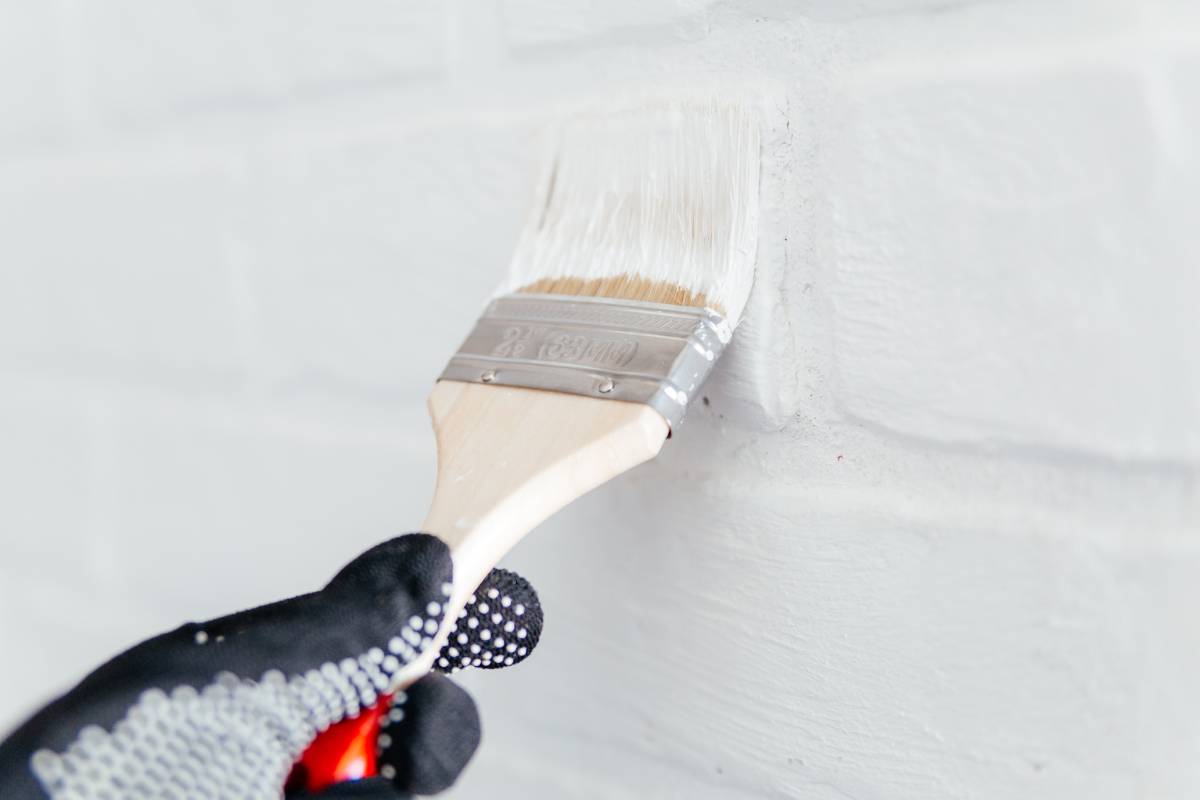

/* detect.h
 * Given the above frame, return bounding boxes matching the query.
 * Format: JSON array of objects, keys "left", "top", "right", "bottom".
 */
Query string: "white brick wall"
[{"left": 1, "top": 1, "right": 1197, "bottom": 798}]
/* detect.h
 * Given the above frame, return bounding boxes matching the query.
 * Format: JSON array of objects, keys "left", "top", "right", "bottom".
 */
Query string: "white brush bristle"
[{"left": 501, "top": 100, "right": 760, "bottom": 327}]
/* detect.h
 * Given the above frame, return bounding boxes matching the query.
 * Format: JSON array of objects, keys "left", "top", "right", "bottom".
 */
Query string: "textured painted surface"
[{"left": 1, "top": 1, "right": 1198, "bottom": 798}]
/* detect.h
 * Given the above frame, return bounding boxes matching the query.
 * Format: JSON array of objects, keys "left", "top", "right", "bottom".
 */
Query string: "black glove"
[{"left": 0, "top": 534, "right": 543, "bottom": 799}]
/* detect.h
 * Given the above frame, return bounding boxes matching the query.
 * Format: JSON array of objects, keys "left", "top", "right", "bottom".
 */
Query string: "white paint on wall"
[{"left": 1, "top": 1, "right": 1198, "bottom": 798}]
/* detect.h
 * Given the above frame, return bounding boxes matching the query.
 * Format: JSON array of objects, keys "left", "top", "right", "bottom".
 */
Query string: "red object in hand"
[{"left": 289, "top": 694, "right": 393, "bottom": 793}]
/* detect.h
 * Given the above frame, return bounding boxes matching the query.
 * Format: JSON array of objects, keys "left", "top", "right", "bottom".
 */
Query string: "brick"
[
  {"left": 0, "top": 160, "right": 246, "bottom": 389},
  {"left": 827, "top": 65, "right": 1200, "bottom": 462},
  {"left": 1, "top": 2, "right": 445, "bottom": 146},
  {"left": 0, "top": 5, "right": 72, "bottom": 150},
  {"left": 1167, "top": 50, "right": 1200, "bottom": 162},
  {"left": 448, "top": 479, "right": 1200, "bottom": 799},
  {"left": 501, "top": 0, "right": 717, "bottom": 49}
]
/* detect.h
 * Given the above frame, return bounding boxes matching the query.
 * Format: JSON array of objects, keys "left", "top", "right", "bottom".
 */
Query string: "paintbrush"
[{"left": 401, "top": 98, "right": 760, "bottom": 680}]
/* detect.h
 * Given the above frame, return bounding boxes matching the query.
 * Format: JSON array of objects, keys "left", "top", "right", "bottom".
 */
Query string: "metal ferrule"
[{"left": 439, "top": 293, "right": 731, "bottom": 431}]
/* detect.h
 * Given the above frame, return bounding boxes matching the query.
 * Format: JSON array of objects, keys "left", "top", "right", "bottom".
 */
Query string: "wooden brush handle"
[{"left": 398, "top": 380, "right": 667, "bottom": 678}]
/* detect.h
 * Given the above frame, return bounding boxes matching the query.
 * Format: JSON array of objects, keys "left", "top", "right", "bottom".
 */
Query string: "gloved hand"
[{"left": 0, "top": 534, "right": 543, "bottom": 799}]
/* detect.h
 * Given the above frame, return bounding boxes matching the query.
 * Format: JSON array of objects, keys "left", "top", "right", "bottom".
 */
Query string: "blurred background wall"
[{"left": 1, "top": 1, "right": 1198, "bottom": 797}]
